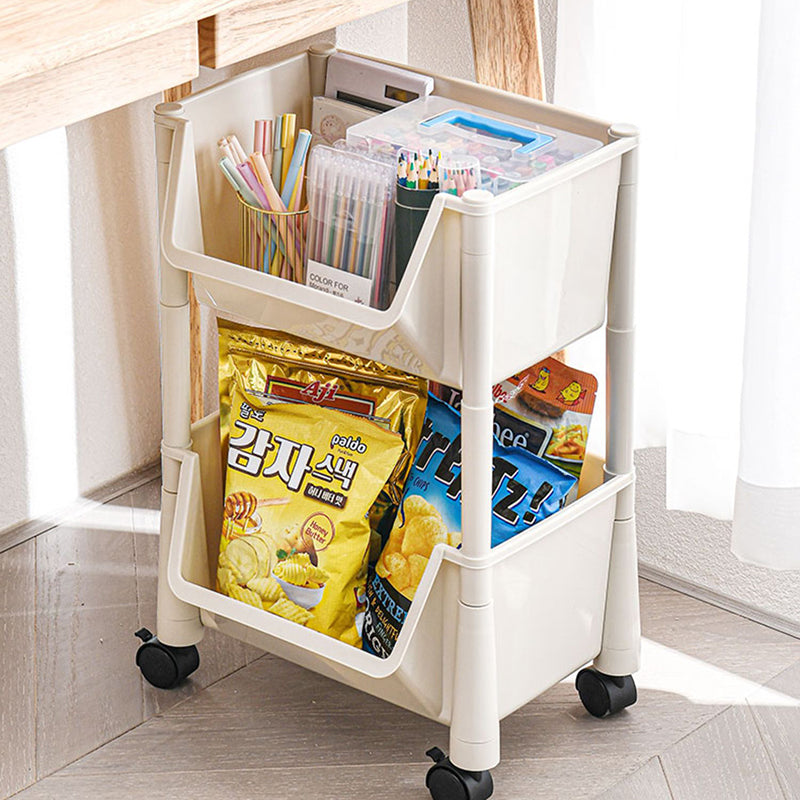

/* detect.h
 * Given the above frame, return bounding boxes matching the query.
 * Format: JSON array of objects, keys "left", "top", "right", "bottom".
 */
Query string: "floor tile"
[
  {"left": 638, "top": 579, "right": 800, "bottom": 687},
  {"left": 16, "top": 756, "right": 649, "bottom": 800},
  {"left": 0, "top": 540, "right": 36, "bottom": 798},
  {"left": 660, "top": 706, "right": 785, "bottom": 800},
  {"left": 490, "top": 756, "right": 645, "bottom": 800},
  {"left": 61, "top": 702, "right": 446, "bottom": 775},
  {"left": 35, "top": 515, "right": 143, "bottom": 778},
  {"left": 597, "top": 756, "right": 672, "bottom": 799},
  {"left": 14, "top": 566, "right": 800, "bottom": 800},
  {"left": 10, "top": 763, "right": 432, "bottom": 800},
  {"left": 748, "top": 659, "right": 800, "bottom": 798}
]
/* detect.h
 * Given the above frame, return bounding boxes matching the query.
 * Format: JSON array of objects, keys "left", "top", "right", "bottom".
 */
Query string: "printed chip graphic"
[
  {"left": 246, "top": 576, "right": 285, "bottom": 604},
  {"left": 401, "top": 515, "right": 448, "bottom": 559},
  {"left": 216, "top": 393, "right": 405, "bottom": 647},
  {"left": 376, "top": 495, "right": 454, "bottom": 599}
]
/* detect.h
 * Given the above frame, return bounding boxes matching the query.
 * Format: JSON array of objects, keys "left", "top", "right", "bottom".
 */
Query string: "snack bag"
[
  {"left": 431, "top": 357, "right": 597, "bottom": 493},
  {"left": 219, "top": 321, "right": 428, "bottom": 559},
  {"left": 362, "top": 394, "right": 576, "bottom": 657},
  {"left": 218, "top": 392, "right": 405, "bottom": 647}
]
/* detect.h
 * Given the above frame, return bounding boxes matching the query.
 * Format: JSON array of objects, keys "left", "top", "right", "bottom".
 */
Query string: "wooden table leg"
[
  {"left": 163, "top": 81, "right": 204, "bottom": 423},
  {"left": 468, "top": 0, "right": 568, "bottom": 364},
  {"left": 467, "top": 0, "right": 545, "bottom": 100},
  {"left": 162, "top": 82, "right": 194, "bottom": 103}
]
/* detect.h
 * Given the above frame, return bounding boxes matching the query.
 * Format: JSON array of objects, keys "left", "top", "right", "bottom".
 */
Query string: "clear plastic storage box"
[{"left": 346, "top": 94, "right": 604, "bottom": 194}]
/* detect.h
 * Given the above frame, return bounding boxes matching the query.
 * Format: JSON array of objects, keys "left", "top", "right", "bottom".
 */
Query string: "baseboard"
[
  {"left": 4, "top": 466, "right": 797, "bottom": 641},
  {"left": 639, "top": 563, "right": 800, "bottom": 640},
  {"left": 0, "top": 461, "right": 161, "bottom": 555}
]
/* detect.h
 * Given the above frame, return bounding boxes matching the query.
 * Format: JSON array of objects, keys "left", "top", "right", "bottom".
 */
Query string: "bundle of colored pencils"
[
  {"left": 397, "top": 149, "right": 480, "bottom": 197},
  {"left": 217, "top": 114, "right": 311, "bottom": 281},
  {"left": 438, "top": 159, "right": 479, "bottom": 196},
  {"left": 396, "top": 150, "right": 440, "bottom": 190}
]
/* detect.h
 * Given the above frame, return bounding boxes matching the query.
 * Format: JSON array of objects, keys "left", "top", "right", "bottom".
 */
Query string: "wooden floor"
[{"left": 12, "top": 579, "right": 800, "bottom": 800}]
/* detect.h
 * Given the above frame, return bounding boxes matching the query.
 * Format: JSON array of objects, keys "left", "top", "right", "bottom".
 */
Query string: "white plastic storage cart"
[{"left": 137, "top": 45, "right": 641, "bottom": 799}]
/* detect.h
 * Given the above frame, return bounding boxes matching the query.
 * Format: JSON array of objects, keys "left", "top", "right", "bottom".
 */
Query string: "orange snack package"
[{"left": 431, "top": 356, "right": 597, "bottom": 489}]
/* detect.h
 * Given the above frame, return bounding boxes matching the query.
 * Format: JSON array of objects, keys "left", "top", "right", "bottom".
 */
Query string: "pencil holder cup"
[
  {"left": 238, "top": 195, "right": 309, "bottom": 283},
  {"left": 395, "top": 183, "right": 438, "bottom": 287}
]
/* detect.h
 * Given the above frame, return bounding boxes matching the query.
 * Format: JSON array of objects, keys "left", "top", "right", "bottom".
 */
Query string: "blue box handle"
[{"left": 420, "top": 110, "right": 554, "bottom": 154}]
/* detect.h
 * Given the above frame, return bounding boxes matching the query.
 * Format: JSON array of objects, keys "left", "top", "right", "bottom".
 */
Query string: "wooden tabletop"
[{"left": 0, "top": 0, "right": 404, "bottom": 149}]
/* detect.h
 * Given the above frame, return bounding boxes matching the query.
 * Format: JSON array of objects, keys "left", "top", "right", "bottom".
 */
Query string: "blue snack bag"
[{"left": 363, "top": 394, "right": 576, "bottom": 657}]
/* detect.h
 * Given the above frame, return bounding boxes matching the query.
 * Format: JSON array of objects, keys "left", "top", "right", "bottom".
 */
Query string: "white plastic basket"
[
  {"left": 167, "top": 413, "right": 633, "bottom": 723},
  {"left": 159, "top": 51, "right": 632, "bottom": 386}
]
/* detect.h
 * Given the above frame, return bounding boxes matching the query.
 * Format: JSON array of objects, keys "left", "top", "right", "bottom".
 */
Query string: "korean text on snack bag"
[
  {"left": 218, "top": 320, "right": 428, "bottom": 562},
  {"left": 218, "top": 390, "right": 405, "bottom": 648}
]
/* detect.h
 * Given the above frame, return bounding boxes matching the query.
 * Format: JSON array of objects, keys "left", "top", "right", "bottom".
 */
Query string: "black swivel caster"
[
  {"left": 576, "top": 667, "right": 637, "bottom": 718},
  {"left": 425, "top": 747, "right": 493, "bottom": 800},
  {"left": 134, "top": 628, "right": 199, "bottom": 689}
]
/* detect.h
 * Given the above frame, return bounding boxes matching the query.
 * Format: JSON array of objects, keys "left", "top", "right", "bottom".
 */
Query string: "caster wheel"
[
  {"left": 576, "top": 667, "right": 637, "bottom": 718},
  {"left": 134, "top": 628, "right": 199, "bottom": 689},
  {"left": 425, "top": 747, "right": 493, "bottom": 800}
]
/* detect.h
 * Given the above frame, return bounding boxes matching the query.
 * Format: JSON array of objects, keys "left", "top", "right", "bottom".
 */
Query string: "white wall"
[
  {"left": 0, "top": 111, "right": 163, "bottom": 533},
  {"left": 337, "top": 3, "right": 408, "bottom": 59},
  {"left": 637, "top": 449, "right": 800, "bottom": 629}
]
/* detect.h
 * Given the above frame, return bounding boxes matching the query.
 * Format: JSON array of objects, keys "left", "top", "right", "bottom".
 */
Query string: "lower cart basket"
[{"left": 165, "top": 413, "right": 633, "bottom": 725}]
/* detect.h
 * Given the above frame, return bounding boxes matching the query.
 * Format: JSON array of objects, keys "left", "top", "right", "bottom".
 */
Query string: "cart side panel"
[
  {"left": 492, "top": 156, "right": 622, "bottom": 380},
  {"left": 186, "top": 205, "right": 461, "bottom": 384},
  {"left": 204, "top": 611, "right": 448, "bottom": 721},
  {"left": 182, "top": 54, "right": 313, "bottom": 265},
  {"left": 493, "top": 491, "right": 617, "bottom": 719}
]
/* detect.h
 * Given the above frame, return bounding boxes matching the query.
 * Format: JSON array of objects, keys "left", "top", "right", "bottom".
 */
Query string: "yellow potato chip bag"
[
  {"left": 217, "top": 387, "right": 404, "bottom": 647},
  {"left": 218, "top": 321, "right": 428, "bottom": 562}
]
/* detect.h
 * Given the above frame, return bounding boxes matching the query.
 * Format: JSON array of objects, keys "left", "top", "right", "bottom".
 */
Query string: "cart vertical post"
[
  {"left": 596, "top": 124, "right": 640, "bottom": 676},
  {"left": 449, "top": 189, "right": 500, "bottom": 771},
  {"left": 154, "top": 102, "right": 205, "bottom": 648},
  {"left": 308, "top": 44, "right": 336, "bottom": 97}
]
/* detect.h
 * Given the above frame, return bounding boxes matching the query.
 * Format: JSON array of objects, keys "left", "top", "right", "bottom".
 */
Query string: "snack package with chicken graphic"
[
  {"left": 362, "top": 394, "right": 576, "bottom": 658},
  {"left": 431, "top": 357, "right": 597, "bottom": 501},
  {"left": 216, "top": 321, "right": 426, "bottom": 647}
]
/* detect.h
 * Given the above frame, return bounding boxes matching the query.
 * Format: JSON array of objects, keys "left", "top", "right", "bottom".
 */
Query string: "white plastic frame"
[{"left": 153, "top": 45, "right": 641, "bottom": 773}]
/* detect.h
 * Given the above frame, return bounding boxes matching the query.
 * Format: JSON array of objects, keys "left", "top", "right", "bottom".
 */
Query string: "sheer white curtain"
[
  {"left": 731, "top": 1, "right": 800, "bottom": 569},
  {"left": 555, "top": 0, "right": 799, "bottom": 568}
]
